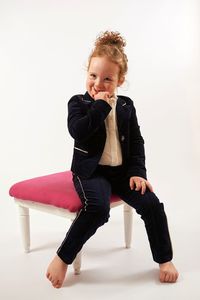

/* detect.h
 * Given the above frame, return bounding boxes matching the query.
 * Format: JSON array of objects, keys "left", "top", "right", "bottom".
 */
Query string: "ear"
[{"left": 117, "top": 76, "right": 125, "bottom": 87}]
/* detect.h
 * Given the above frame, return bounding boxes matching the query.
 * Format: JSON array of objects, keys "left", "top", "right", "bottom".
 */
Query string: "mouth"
[
  {"left": 91, "top": 88, "right": 98, "bottom": 98},
  {"left": 92, "top": 88, "right": 106, "bottom": 94},
  {"left": 93, "top": 88, "right": 98, "bottom": 94}
]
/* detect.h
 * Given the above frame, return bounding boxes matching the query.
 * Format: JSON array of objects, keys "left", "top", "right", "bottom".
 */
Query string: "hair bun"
[
  {"left": 95, "top": 31, "right": 126, "bottom": 51},
  {"left": 88, "top": 30, "right": 128, "bottom": 78}
]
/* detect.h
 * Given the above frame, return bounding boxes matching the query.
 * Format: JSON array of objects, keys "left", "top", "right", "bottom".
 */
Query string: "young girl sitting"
[{"left": 46, "top": 31, "right": 179, "bottom": 288}]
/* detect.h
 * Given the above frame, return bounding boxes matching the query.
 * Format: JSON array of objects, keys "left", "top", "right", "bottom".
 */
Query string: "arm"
[
  {"left": 67, "top": 95, "right": 111, "bottom": 142},
  {"left": 127, "top": 102, "right": 154, "bottom": 193},
  {"left": 127, "top": 102, "right": 147, "bottom": 180}
]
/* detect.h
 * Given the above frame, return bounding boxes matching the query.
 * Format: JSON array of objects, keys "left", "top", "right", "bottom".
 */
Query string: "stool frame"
[{"left": 14, "top": 198, "right": 133, "bottom": 275}]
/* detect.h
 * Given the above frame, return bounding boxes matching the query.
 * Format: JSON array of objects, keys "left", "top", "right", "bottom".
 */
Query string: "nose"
[{"left": 94, "top": 78, "right": 104, "bottom": 91}]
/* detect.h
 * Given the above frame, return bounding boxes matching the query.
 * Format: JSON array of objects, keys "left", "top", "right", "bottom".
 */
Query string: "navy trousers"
[{"left": 57, "top": 165, "right": 173, "bottom": 264}]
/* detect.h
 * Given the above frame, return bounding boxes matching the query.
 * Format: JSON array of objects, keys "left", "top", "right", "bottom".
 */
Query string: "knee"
[
  {"left": 85, "top": 202, "right": 110, "bottom": 223},
  {"left": 137, "top": 191, "right": 161, "bottom": 215},
  {"left": 93, "top": 204, "right": 110, "bottom": 225}
]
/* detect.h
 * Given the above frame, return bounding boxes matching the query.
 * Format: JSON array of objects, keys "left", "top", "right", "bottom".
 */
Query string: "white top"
[{"left": 99, "top": 96, "right": 123, "bottom": 166}]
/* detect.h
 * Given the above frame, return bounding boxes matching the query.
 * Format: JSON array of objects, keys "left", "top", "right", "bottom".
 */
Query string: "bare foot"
[
  {"left": 159, "top": 261, "right": 179, "bottom": 283},
  {"left": 46, "top": 255, "right": 68, "bottom": 288}
]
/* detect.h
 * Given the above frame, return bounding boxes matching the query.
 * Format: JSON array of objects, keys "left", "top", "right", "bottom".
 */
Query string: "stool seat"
[
  {"left": 9, "top": 170, "right": 133, "bottom": 275},
  {"left": 9, "top": 171, "right": 120, "bottom": 212}
]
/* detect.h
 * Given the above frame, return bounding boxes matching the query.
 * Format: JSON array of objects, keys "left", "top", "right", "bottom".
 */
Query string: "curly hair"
[{"left": 88, "top": 31, "right": 128, "bottom": 80}]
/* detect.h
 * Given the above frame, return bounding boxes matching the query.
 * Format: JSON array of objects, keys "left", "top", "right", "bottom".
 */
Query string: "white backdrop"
[{"left": 0, "top": 0, "right": 199, "bottom": 229}]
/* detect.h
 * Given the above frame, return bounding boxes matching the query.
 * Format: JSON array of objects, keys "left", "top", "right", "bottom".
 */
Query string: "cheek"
[
  {"left": 86, "top": 80, "right": 92, "bottom": 89},
  {"left": 87, "top": 80, "right": 94, "bottom": 87},
  {"left": 108, "top": 84, "right": 117, "bottom": 92}
]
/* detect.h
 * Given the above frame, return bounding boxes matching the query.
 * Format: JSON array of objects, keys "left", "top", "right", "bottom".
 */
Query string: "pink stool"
[{"left": 9, "top": 170, "right": 133, "bottom": 274}]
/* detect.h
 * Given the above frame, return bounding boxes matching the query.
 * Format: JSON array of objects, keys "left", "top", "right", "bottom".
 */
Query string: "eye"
[
  {"left": 105, "top": 77, "right": 112, "bottom": 81},
  {"left": 90, "top": 73, "right": 96, "bottom": 79}
]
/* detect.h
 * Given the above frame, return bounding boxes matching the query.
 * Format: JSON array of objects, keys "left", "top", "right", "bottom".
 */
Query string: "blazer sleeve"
[
  {"left": 126, "top": 102, "right": 147, "bottom": 180},
  {"left": 67, "top": 95, "right": 112, "bottom": 142}
]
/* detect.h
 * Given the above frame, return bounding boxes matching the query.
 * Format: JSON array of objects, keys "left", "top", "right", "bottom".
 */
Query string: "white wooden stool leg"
[
  {"left": 123, "top": 203, "right": 133, "bottom": 248},
  {"left": 18, "top": 205, "right": 30, "bottom": 253},
  {"left": 73, "top": 251, "right": 82, "bottom": 275}
]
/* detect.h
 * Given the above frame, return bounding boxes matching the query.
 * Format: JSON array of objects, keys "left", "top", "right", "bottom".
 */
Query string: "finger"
[
  {"left": 135, "top": 181, "right": 141, "bottom": 191},
  {"left": 129, "top": 178, "right": 135, "bottom": 190},
  {"left": 141, "top": 181, "right": 146, "bottom": 194}
]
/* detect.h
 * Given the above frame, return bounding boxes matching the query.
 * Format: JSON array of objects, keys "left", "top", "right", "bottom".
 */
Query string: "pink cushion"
[{"left": 9, "top": 171, "right": 121, "bottom": 212}]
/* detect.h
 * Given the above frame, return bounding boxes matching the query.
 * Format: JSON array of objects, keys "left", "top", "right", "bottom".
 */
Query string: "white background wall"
[
  {"left": 0, "top": 1, "right": 200, "bottom": 298},
  {"left": 0, "top": 0, "right": 199, "bottom": 229}
]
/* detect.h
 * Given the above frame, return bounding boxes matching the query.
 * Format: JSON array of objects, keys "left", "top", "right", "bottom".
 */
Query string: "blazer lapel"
[{"left": 116, "top": 96, "right": 131, "bottom": 132}]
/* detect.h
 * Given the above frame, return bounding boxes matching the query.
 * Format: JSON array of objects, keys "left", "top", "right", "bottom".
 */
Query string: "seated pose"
[{"left": 46, "top": 31, "right": 179, "bottom": 288}]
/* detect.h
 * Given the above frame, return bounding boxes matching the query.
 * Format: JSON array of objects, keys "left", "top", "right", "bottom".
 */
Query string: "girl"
[{"left": 46, "top": 31, "right": 179, "bottom": 288}]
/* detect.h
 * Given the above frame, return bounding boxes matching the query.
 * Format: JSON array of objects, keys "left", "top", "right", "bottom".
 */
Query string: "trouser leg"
[
  {"left": 140, "top": 200, "right": 173, "bottom": 263},
  {"left": 97, "top": 165, "right": 173, "bottom": 264},
  {"left": 116, "top": 181, "right": 173, "bottom": 263},
  {"left": 57, "top": 173, "right": 111, "bottom": 265}
]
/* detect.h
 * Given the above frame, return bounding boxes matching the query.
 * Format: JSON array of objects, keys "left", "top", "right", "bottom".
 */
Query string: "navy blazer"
[{"left": 67, "top": 91, "right": 147, "bottom": 180}]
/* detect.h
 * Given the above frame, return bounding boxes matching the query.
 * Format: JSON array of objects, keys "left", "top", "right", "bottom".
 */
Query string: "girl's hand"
[
  {"left": 94, "top": 91, "right": 112, "bottom": 102},
  {"left": 129, "top": 176, "right": 154, "bottom": 195}
]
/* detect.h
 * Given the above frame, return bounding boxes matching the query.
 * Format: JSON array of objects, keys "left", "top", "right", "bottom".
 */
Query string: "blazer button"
[{"left": 121, "top": 135, "right": 125, "bottom": 141}]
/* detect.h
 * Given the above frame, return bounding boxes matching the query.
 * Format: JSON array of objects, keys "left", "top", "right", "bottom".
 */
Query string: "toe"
[
  {"left": 165, "top": 273, "right": 170, "bottom": 282},
  {"left": 159, "top": 270, "right": 166, "bottom": 283},
  {"left": 55, "top": 281, "right": 62, "bottom": 289},
  {"left": 172, "top": 274, "right": 176, "bottom": 283},
  {"left": 173, "top": 272, "right": 179, "bottom": 282},
  {"left": 54, "top": 280, "right": 61, "bottom": 288},
  {"left": 51, "top": 279, "right": 57, "bottom": 286}
]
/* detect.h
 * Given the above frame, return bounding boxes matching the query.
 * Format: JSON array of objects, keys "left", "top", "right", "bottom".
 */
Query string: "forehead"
[{"left": 88, "top": 56, "right": 119, "bottom": 76}]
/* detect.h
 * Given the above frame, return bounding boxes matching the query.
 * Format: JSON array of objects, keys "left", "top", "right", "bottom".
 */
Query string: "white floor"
[{"left": 1, "top": 167, "right": 200, "bottom": 300}]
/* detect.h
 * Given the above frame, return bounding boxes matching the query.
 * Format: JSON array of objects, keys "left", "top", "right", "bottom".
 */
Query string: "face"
[{"left": 86, "top": 56, "right": 124, "bottom": 99}]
